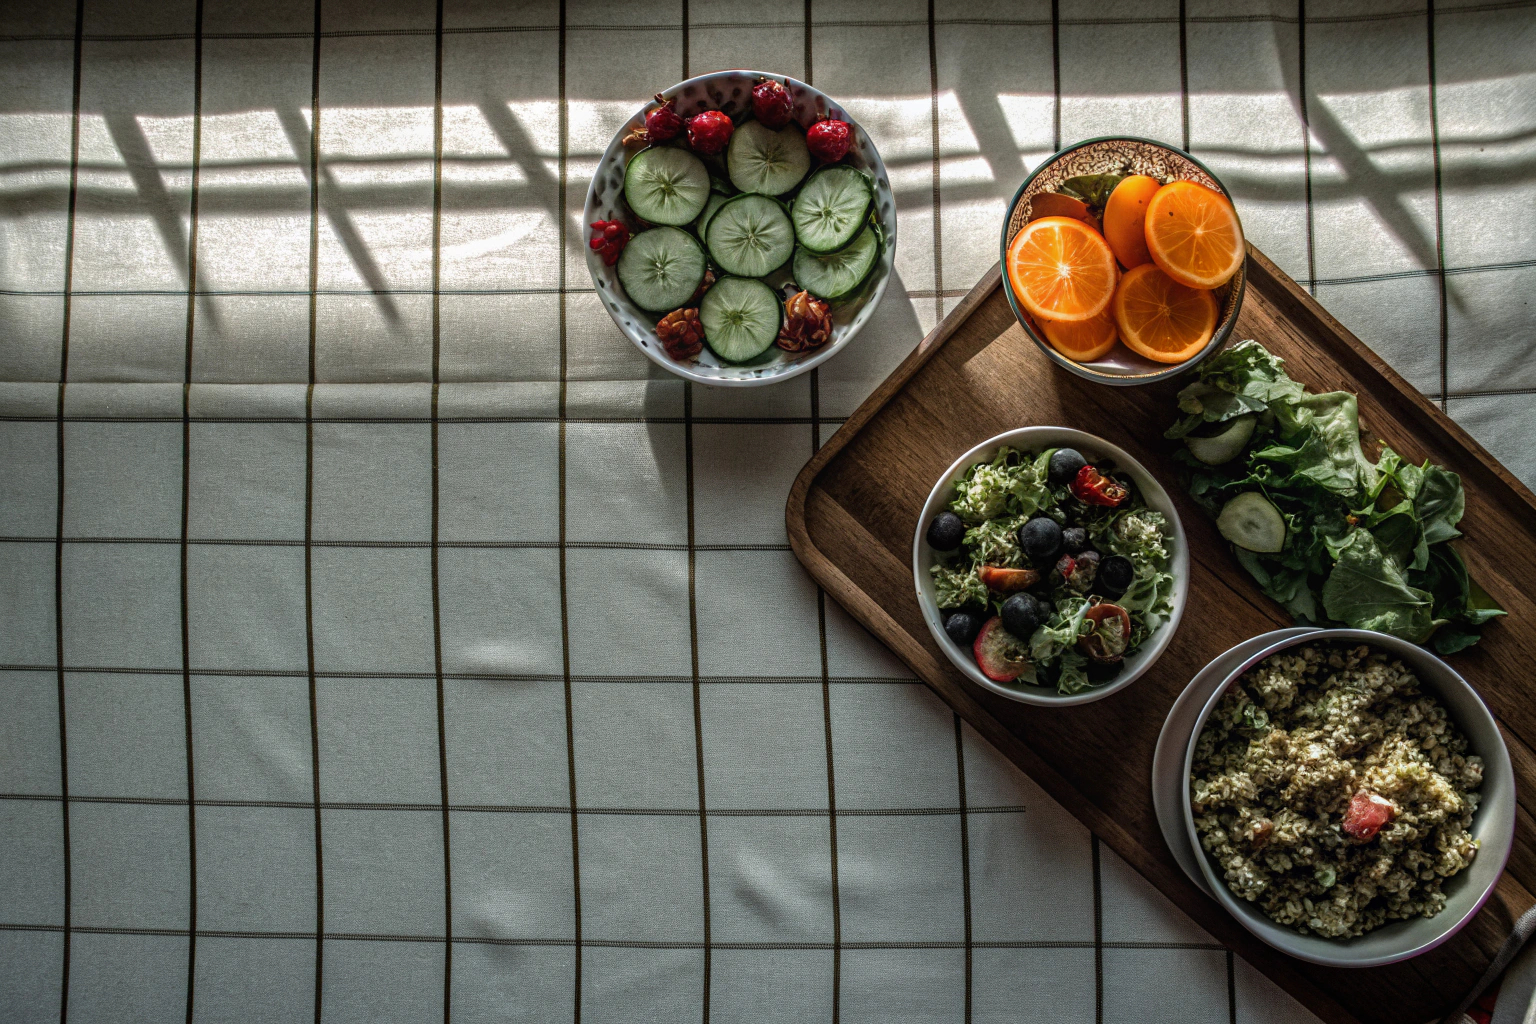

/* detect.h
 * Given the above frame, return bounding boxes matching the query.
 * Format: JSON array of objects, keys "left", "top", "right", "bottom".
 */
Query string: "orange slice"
[
  {"left": 1037, "top": 310, "right": 1118, "bottom": 362},
  {"left": 1101, "top": 174, "right": 1160, "bottom": 269},
  {"left": 1111, "top": 263, "right": 1219, "bottom": 364},
  {"left": 1143, "top": 180, "right": 1244, "bottom": 289},
  {"left": 1005, "top": 216, "right": 1118, "bottom": 323}
]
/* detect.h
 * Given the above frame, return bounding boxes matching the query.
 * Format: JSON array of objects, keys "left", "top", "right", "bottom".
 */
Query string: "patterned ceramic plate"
[
  {"left": 583, "top": 71, "right": 897, "bottom": 387},
  {"left": 1000, "top": 137, "right": 1247, "bottom": 386}
]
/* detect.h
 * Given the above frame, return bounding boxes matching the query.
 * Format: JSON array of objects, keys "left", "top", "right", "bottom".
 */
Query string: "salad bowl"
[
  {"left": 583, "top": 70, "right": 897, "bottom": 387},
  {"left": 1001, "top": 136, "right": 1247, "bottom": 386},
  {"left": 911, "top": 426, "right": 1188, "bottom": 707}
]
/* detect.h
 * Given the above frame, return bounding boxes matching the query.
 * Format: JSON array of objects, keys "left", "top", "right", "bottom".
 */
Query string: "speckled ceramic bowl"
[
  {"left": 1000, "top": 137, "right": 1247, "bottom": 386},
  {"left": 583, "top": 71, "right": 896, "bottom": 387},
  {"left": 1182, "top": 629, "right": 1514, "bottom": 968}
]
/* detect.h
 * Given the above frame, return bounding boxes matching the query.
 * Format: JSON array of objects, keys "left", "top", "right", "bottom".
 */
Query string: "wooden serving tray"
[{"left": 786, "top": 247, "right": 1536, "bottom": 1024}]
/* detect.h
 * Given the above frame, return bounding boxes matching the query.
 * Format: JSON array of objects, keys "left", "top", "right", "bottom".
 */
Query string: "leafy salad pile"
[
  {"left": 1167, "top": 341, "right": 1505, "bottom": 653},
  {"left": 930, "top": 447, "right": 1176, "bottom": 695}
]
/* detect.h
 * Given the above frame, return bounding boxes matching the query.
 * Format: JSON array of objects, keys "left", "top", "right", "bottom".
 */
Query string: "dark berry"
[
  {"left": 1060, "top": 526, "right": 1087, "bottom": 554},
  {"left": 1049, "top": 448, "right": 1088, "bottom": 484},
  {"left": 1097, "top": 555, "right": 1135, "bottom": 597},
  {"left": 1018, "top": 516, "right": 1063, "bottom": 564},
  {"left": 943, "top": 610, "right": 984, "bottom": 646},
  {"left": 1000, "top": 592, "right": 1046, "bottom": 639},
  {"left": 926, "top": 511, "right": 965, "bottom": 551}
]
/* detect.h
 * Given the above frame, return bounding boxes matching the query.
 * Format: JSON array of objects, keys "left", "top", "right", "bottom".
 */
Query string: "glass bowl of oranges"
[{"left": 999, "top": 137, "right": 1247, "bottom": 385}]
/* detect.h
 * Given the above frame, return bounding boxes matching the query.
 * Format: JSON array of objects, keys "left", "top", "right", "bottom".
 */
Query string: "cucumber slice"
[
  {"left": 699, "top": 277, "right": 782, "bottom": 363},
  {"left": 1186, "top": 414, "right": 1257, "bottom": 465},
  {"left": 792, "top": 165, "right": 873, "bottom": 253},
  {"left": 616, "top": 227, "right": 707, "bottom": 312},
  {"left": 706, "top": 194, "right": 795, "bottom": 278},
  {"left": 727, "top": 120, "right": 811, "bottom": 196},
  {"left": 623, "top": 146, "right": 710, "bottom": 226},
  {"left": 696, "top": 193, "right": 728, "bottom": 240},
  {"left": 792, "top": 222, "right": 880, "bottom": 301},
  {"left": 1217, "top": 492, "right": 1286, "bottom": 553}
]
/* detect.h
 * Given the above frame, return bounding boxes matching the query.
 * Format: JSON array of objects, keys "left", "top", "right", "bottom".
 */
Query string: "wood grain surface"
[{"left": 786, "top": 247, "right": 1536, "bottom": 1024}]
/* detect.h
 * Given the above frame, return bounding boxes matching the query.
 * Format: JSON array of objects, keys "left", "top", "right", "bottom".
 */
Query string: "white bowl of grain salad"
[{"left": 1182, "top": 629, "right": 1514, "bottom": 967}]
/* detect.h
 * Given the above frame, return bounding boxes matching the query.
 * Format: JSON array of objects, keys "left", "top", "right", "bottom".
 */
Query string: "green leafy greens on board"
[{"left": 1166, "top": 340, "right": 1505, "bottom": 653}]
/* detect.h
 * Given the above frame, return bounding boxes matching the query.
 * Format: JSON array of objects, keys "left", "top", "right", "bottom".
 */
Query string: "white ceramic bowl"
[
  {"left": 1182, "top": 628, "right": 1515, "bottom": 968},
  {"left": 582, "top": 70, "right": 897, "bottom": 387},
  {"left": 911, "top": 426, "right": 1189, "bottom": 706}
]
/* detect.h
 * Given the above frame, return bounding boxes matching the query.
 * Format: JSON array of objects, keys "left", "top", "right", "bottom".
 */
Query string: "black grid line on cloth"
[
  {"left": 1092, "top": 835, "right": 1103, "bottom": 1024},
  {"left": 52, "top": 2, "right": 87, "bottom": 1018},
  {"left": 1297, "top": 0, "right": 1316, "bottom": 294},
  {"left": 1051, "top": 0, "right": 1061, "bottom": 151},
  {"left": 4, "top": 251, "right": 1532, "bottom": 298},
  {"left": 5, "top": 2, "right": 1526, "bottom": 42},
  {"left": 804, "top": 6, "right": 843, "bottom": 1019},
  {"left": 555, "top": 4, "right": 584, "bottom": 1020},
  {"left": 0, "top": 415, "right": 869, "bottom": 428},
  {"left": 3, "top": 665, "right": 922, "bottom": 686},
  {"left": 0, "top": 922, "right": 1225, "bottom": 953},
  {"left": 1427, "top": 0, "right": 1449, "bottom": 411},
  {"left": 1227, "top": 948, "right": 1237, "bottom": 1023},
  {"left": 927, "top": 0, "right": 943, "bottom": 326},
  {"left": 1178, "top": 0, "right": 1190, "bottom": 151},
  {"left": 0, "top": 793, "right": 1031, "bottom": 817},
  {"left": 681, "top": 14, "right": 716, "bottom": 1022},
  {"left": 179, "top": 3, "right": 207, "bottom": 1019},
  {"left": 303, "top": 1, "right": 326, "bottom": 1017},
  {"left": 953, "top": 716, "right": 972, "bottom": 1023},
  {"left": 429, "top": 2, "right": 454, "bottom": 1019},
  {"left": 0, "top": 540, "right": 797, "bottom": 553}
]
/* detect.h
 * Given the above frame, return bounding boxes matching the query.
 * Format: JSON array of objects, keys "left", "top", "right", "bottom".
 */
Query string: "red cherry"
[
  {"left": 644, "top": 94, "right": 683, "bottom": 142},
  {"left": 752, "top": 79, "right": 794, "bottom": 130},
  {"left": 806, "top": 118, "right": 851, "bottom": 162},
  {"left": 686, "top": 110, "right": 735, "bottom": 155}
]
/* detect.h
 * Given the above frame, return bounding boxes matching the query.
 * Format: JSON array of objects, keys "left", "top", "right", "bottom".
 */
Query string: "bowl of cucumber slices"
[{"left": 583, "top": 71, "right": 897, "bottom": 386}]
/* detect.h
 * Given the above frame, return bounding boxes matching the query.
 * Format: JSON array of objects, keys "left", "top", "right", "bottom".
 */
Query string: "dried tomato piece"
[
  {"left": 1070, "top": 464, "right": 1129, "bottom": 506},
  {"left": 1342, "top": 791, "right": 1395, "bottom": 842}
]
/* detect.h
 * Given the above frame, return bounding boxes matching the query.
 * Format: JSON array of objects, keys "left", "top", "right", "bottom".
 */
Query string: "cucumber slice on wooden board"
[
  {"left": 1217, "top": 491, "right": 1286, "bottom": 553},
  {"left": 1186, "top": 414, "right": 1257, "bottom": 465},
  {"left": 727, "top": 120, "right": 811, "bottom": 196},
  {"left": 699, "top": 276, "right": 782, "bottom": 363},
  {"left": 616, "top": 226, "right": 707, "bottom": 312},
  {"left": 706, "top": 193, "right": 795, "bottom": 278},
  {"left": 623, "top": 146, "right": 710, "bottom": 226},
  {"left": 791, "top": 165, "right": 873, "bottom": 253},
  {"left": 792, "top": 222, "right": 880, "bottom": 301}
]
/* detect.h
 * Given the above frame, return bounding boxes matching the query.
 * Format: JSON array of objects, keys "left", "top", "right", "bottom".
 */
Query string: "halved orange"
[
  {"left": 1037, "top": 310, "right": 1118, "bottom": 362},
  {"left": 1143, "top": 180, "right": 1244, "bottom": 289},
  {"left": 1005, "top": 216, "right": 1118, "bottom": 323},
  {"left": 1101, "top": 174, "right": 1159, "bottom": 269},
  {"left": 1111, "top": 263, "right": 1219, "bottom": 364}
]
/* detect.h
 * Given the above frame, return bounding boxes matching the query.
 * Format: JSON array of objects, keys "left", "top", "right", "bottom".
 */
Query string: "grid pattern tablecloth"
[{"left": 2, "top": 0, "right": 1533, "bottom": 1021}]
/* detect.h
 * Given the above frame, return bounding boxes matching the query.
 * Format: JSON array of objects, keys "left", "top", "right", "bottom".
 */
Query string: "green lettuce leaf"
[
  {"left": 930, "top": 563, "right": 985, "bottom": 610},
  {"left": 1029, "top": 596, "right": 1091, "bottom": 663},
  {"left": 1416, "top": 465, "right": 1465, "bottom": 546},
  {"left": 948, "top": 447, "right": 1054, "bottom": 523},
  {"left": 1320, "top": 530, "right": 1435, "bottom": 642}
]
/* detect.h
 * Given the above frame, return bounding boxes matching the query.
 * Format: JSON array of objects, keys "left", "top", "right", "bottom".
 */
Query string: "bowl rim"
[
  {"left": 581, "top": 69, "right": 897, "bottom": 388},
  {"left": 997, "top": 135, "right": 1248, "bottom": 387},
  {"left": 1180, "top": 627, "right": 1516, "bottom": 967},
  {"left": 910, "top": 425, "right": 1189, "bottom": 707}
]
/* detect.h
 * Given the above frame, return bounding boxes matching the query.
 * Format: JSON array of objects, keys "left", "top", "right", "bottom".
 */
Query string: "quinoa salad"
[{"left": 1190, "top": 643, "right": 1483, "bottom": 938}]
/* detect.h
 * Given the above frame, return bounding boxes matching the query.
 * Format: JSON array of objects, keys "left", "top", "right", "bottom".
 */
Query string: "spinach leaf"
[
  {"left": 1416, "top": 465, "right": 1465, "bottom": 546},
  {"left": 1320, "top": 529, "right": 1435, "bottom": 642}
]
